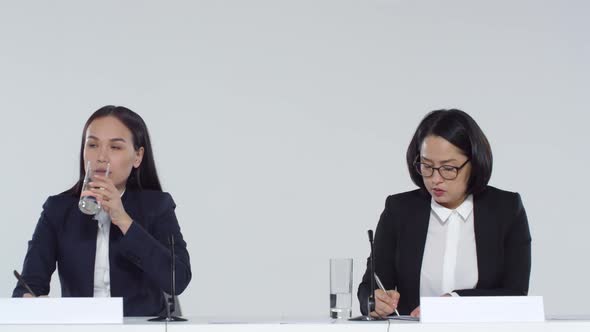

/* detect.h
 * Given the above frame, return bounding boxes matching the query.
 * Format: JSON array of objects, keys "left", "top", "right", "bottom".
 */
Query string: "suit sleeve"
[
  {"left": 357, "top": 196, "right": 398, "bottom": 315},
  {"left": 12, "top": 199, "right": 58, "bottom": 297},
  {"left": 118, "top": 193, "right": 192, "bottom": 295},
  {"left": 455, "top": 192, "right": 531, "bottom": 296}
]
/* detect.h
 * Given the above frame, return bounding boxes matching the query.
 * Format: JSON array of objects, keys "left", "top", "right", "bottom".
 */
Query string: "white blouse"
[
  {"left": 92, "top": 190, "right": 125, "bottom": 297},
  {"left": 420, "top": 195, "right": 478, "bottom": 297},
  {"left": 93, "top": 209, "right": 111, "bottom": 297}
]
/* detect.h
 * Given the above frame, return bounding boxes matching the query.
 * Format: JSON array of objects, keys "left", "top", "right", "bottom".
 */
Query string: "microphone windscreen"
[{"left": 367, "top": 229, "right": 374, "bottom": 242}]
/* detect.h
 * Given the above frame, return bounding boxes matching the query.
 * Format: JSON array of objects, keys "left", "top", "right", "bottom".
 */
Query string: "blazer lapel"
[
  {"left": 399, "top": 192, "right": 430, "bottom": 301},
  {"left": 411, "top": 198, "right": 431, "bottom": 283},
  {"left": 110, "top": 190, "right": 150, "bottom": 298},
  {"left": 109, "top": 190, "right": 135, "bottom": 297},
  {"left": 473, "top": 190, "right": 498, "bottom": 287},
  {"left": 75, "top": 209, "right": 99, "bottom": 297}
]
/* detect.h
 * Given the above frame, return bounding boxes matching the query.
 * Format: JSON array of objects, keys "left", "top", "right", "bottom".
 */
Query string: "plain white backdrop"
[{"left": 0, "top": 0, "right": 588, "bottom": 318}]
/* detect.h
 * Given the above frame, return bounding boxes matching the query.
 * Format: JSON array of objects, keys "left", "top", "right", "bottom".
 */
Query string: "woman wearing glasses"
[{"left": 357, "top": 109, "right": 531, "bottom": 318}]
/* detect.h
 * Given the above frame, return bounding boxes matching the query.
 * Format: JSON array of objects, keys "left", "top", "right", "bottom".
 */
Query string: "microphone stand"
[
  {"left": 349, "top": 230, "right": 384, "bottom": 321},
  {"left": 368, "top": 230, "right": 377, "bottom": 318},
  {"left": 149, "top": 235, "right": 187, "bottom": 322}
]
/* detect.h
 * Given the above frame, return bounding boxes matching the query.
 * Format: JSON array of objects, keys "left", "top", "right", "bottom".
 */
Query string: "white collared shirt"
[
  {"left": 93, "top": 209, "right": 111, "bottom": 297},
  {"left": 92, "top": 190, "right": 125, "bottom": 298},
  {"left": 420, "top": 195, "right": 478, "bottom": 297}
]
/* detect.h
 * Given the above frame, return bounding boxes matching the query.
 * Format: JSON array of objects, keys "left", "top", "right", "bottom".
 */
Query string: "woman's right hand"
[{"left": 370, "top": 289, "right": 400, "bottom": 318}]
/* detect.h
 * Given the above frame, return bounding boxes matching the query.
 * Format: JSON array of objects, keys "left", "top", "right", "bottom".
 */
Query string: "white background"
[{"left": 0, "top": 0, "right": 588, "bottom": 318}]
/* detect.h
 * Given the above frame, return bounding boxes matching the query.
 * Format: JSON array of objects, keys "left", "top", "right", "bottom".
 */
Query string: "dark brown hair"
[
  {"left": 406, "top": 109, "right": 493, "bottom": 195},
  {"left": 66, "top": 105, "right": 162, "bottom": 195}
]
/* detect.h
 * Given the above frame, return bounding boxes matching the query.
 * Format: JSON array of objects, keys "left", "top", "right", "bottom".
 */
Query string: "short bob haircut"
[
  {"left": 66, "top": 105, "right": 162, "bottom": 196},
  {"left": 406, "top": 109, "right": 493, "bottom": 195}
]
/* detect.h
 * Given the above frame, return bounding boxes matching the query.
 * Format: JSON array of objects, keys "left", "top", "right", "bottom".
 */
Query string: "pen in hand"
[
  {"left": 13, "top": 270, "right": 37, "bottom": 297},
  {"left": 374, "top": 273, "right": 400, "bottom": 316}
]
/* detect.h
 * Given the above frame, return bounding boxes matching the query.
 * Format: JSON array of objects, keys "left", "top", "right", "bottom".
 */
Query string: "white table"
[
  {"left": 0, "top": 317, "right": 164, "bottom": 332},
  {"left": 3, "top": 316, "right": 590, "bottom": 332},
  {"left": 167, "top": 317, "right": 590, "bottom": 332}
]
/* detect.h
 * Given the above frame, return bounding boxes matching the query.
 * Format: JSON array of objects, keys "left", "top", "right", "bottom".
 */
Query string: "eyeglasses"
[{"left": 414, "top": 158, "right": 470, "bottom": 180}]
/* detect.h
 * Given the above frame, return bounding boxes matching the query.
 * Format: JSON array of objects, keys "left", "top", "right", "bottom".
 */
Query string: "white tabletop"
[
  {"left": 1, "top": 317, "right": 163, "bottom": 332},
  {"left": 3, "top": 316, "right": 590, "bottom": 332},
  {"left": 166, "top": 316, "right": 590, "bottom": 332}
]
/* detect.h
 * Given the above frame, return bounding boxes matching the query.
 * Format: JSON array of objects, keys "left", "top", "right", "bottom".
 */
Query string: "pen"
[
  {"left": 13, "top": 270, "right": 37, "bottom": 297},
  {"left": 374, "top": 272, "right": 400, "bottom": 316}
]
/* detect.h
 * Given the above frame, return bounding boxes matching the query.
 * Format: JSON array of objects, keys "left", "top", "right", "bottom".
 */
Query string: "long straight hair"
[{"left": 65, "top": 105, "right": 162, "bottom": 196}]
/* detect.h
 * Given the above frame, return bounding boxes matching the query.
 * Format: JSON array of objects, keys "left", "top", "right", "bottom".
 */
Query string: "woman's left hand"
[
  {"left": 410, "top": 306, "right": 420, "bottom": 318},
  {"left": 83, "top": 175, "right": 133, "bottom": 234}
]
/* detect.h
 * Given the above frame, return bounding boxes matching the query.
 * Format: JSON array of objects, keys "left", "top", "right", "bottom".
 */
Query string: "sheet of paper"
[{"left": 388, "top": 315, "right": 419, "bottom": 322}]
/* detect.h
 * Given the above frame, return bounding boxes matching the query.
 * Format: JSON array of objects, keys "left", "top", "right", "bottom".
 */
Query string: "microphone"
[
  {"left": 367, "top": 230, "right": 377, "bottom": 318},
  {"left": 148, "top": 234, "right": 187, "bottom": 322},
  {"left": 349, "top": 229, "right": 383, "bottom": 321},
  {"left": 170, "top": 235, "right": 176, "bottom": 313}
]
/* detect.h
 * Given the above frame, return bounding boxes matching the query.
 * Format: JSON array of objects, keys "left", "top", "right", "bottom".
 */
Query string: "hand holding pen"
[
  {"left": 13, "top": 270, "right": 37, "bottom": 297},
  {"left": 371, "top": 273, "right": 400, "bottom": 318}
]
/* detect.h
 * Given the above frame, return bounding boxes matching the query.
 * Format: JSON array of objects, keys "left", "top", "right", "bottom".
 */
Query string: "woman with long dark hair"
[{"left": 13, "top": 106, "right": 191, "bottom": 317}]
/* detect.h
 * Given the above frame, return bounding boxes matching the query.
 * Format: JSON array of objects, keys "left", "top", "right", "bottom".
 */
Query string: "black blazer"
[
  {"left": 358, "top": 186, "right": 531, "bottom": 315},
  {"left": 13, "top": 190, "right": 192, "bottom": 317}
]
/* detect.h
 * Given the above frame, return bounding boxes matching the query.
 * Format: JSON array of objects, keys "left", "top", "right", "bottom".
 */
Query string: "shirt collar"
[{"left": 431, "top": 194, "right": 474, "bottom": 223}]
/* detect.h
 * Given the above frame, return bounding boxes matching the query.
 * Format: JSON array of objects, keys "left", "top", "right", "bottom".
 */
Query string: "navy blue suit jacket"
[
  {"left": 13, "top": 190, "right": 192, "bottom": 317},
  {"left": 358, "top": 186, "right": 531, "bottom": 315}
]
